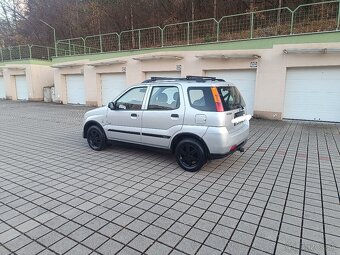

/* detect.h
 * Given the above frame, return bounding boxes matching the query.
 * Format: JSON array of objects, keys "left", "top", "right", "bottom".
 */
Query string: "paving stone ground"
[{"left": 0, "top": 100, "right": 339, "bottom": 255}]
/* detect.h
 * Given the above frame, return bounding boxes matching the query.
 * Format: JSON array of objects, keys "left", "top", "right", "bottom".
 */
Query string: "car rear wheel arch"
[
  {"left": 175, "top": 137, "right": 207, "bottom": 172},
  {"left": 171, "top": 133, "right": 210, "bottom": 157}
]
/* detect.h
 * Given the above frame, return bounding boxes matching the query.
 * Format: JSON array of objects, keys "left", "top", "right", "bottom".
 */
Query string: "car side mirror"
[{"left": 108, "top": 102, "right": 115, "bottom": 110}]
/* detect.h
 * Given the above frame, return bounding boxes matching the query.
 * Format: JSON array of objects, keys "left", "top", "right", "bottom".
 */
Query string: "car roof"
[{"left": 141, "top": 76, "right": 234, "bottom": 88}]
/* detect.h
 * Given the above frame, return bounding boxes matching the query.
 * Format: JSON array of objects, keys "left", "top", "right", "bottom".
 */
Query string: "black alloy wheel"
[
  {"left": 87, "top": 125, "right": 106, "bottom": 151},
  {"left": 175, "top": 138, "right": 206, "bottom": 172}
]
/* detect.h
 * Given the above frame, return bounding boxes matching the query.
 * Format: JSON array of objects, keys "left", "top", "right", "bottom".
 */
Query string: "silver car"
[{"left": 83, "top": 76, "right": 250, "bottom": 172}]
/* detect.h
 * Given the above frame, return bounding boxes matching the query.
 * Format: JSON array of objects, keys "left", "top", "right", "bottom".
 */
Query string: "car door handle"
[
  {"left": 131, "top": 113, "right": 137, "bottom": 117},
  {"left": 171, "top": 114, "right": 179, "bottom": 118}
]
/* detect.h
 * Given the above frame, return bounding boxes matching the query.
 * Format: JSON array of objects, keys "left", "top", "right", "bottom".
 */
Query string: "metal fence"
[
  {"left": 0, "top": 45, "right": 56, "bottom": 62},
  {"left": 1, "top": 1, "right": 340, "bottom": 61}
]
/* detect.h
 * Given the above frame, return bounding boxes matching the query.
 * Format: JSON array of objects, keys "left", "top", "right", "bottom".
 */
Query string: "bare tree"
[{"left": 0, "top": 0, "right": 328, "bottom": 47}]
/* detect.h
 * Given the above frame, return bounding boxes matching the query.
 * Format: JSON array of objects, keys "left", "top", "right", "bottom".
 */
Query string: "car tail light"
[
  {"left": 211, "top": 87, "right": 224, "bottom": 112},
  {"left": 230, "top": 144, "right": 238, "bottom": 151}
]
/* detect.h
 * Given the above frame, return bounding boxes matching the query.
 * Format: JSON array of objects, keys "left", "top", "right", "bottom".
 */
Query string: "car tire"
[
  {"left": 87, "top": 125, "right": 106, "bottom": 151},
  {"left": 175, "top": 138, "right": 206, "bottom": 172}
]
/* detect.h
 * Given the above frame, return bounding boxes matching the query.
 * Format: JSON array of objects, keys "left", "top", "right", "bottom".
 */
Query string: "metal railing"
[
  {"left": 1, "top": 1, "right": 340, "bottom": 62},
  {"left": 0, "top": 45, "right": 56, "bottom": 62}
]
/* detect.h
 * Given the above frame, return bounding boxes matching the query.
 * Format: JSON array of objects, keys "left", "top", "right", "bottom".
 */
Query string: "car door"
[
  {"left": 105, "top": 86, "right": 147, "bottom": 143},
  {"left": 141, "top": 85, "right": 184, "bottom": 148}
]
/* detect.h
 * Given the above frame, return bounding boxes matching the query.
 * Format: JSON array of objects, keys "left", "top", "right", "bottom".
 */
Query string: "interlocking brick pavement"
[{"left": 0, "top": 101, "right": 339, "bottom": 255}]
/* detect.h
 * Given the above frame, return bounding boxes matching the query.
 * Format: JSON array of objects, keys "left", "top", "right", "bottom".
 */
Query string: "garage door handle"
[
  {"left": 171, "top": 114, "right": 179, "bottom": 118},
  {"left": 131, "top": 113, "right": 137, "bottom": 117}
]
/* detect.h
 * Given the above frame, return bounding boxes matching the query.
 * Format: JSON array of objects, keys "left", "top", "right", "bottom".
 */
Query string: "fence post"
[
  {"left": 118, "top": 34, "right": 121, "bottom": 51},
  {"left": 9, "top": 48, "right": 12, "bottom": 61},
  {"left": 337, "top": 0, "right": 340, "bottom": 30},
  {"left": 47, "top": 47, "right": 50, "bottom": 60},
  {"left": 290, "top": 11, "right": 295, "bottom": 34},
  {"left": 68, "top": 40, "right": 71, "bottom": 56},
  {"left": 82, "top": 38, "right": 86, "bottom": 54},
  {"left": 0, "top": 49, "right": 3, "bottom": 62},
  {"left": 18, "top": 45, "right": 21, "bottom": 60},
  {"left": 29, "top": 45, "right": 32, "bottom": 59},
  {"left": 216, "top": 21, "right": 220, "bottom": 42},
  {"left": 55, "top": 40, "right": 58, "bottom": 57},
  {"left": 138, "top": 30, "right": 141, "bottom": 49},
  {"left": 99, "top": 35, "right": 103, "bottom": 53},
  {"left": 161, "top": 28, "right": 164, "bottom": 47},
  {"left": 187, "top": 22, "right": 190, "bottom": 45},
  {"left": 250, "top": 12, "right": 254, "bottom": 39}
]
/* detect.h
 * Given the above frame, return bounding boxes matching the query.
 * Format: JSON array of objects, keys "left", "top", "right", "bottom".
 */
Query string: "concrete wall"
[
  {"left": 1, "top": 33, "right": 336, "bottom": 120},
  {"left": 254, "top": 42, "right": 340, "bottom": 119},
  {"left": 87, "top": 64, "right": 127, "bottom": 106},
  {"left": 52, "top": 62, "right": 87, "bottom": 104},
  {"left": 29, "top": 65, "right": 54, "bottom": 101},
  {"left": 1, "top": 64, "right": 53, "bottom": 101},
  {"left": 2, "top": 67, "right": 25, "bottom": 100},
  {"left": 52, "top": 41, "right": 340, "bottom": 120}
]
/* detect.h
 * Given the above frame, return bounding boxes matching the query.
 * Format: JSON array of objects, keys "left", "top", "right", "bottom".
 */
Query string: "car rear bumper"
[
  {"left": 202, "top": 121, "right": 249, "bottom": 156},
  {"left": 210, "top": 139, "right": 247, "bottom": 159}
]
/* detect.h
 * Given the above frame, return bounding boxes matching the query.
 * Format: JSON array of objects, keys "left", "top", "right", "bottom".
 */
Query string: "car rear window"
[
  {"left": 188, "top": 86, "right": 245, "bottom": 112},
  {"left": 217, "top": 86, "right": 246, "bottom": 111}
]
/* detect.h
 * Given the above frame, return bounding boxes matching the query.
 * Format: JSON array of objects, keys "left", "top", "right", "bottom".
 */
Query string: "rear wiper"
[{"left": 230, "top": 103, "right": 244, "bottom": 110}]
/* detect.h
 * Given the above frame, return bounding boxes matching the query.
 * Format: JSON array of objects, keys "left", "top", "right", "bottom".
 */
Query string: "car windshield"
[{"left": 217, "top": 86, "right": 246, "bottom": 111}]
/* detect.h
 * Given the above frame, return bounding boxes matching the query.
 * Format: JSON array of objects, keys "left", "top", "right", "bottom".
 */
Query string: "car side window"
[
  {"left": 148, "top": 86, "right": 180, "bottom": 110},
  {"left": 188, "top": 87, "right": 216, "bottom": 111},
  {"left": 116, "top": 87, "right": 146, "bottom": 110}
]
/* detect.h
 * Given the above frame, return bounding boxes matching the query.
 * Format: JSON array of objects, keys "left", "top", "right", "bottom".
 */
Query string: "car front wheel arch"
[
  {"left": 83, "top": 121, "right": 105, "bottom": 139},
  {"left": 86, "top": 125, "right": 107, "bottom": 151}
]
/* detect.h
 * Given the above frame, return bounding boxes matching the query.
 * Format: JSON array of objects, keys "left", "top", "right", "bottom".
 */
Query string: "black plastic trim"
[
  {"left": 108, "top": 129, "right": 170, "bottom": 139},
  {"left": 142, "top": 133, "right": 171, "bottom": 139},
  {"left": 108, "top": 129, "right": 140, "bottom": 135}
]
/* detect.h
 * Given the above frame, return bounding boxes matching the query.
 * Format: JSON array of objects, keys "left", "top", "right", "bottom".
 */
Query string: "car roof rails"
[
  {"left": 142, "top": 75, "right": 225, "bottom": 83},
  {"left": 142, "top": 77, "right": 187, "bottom": 83},
  {"left": 186, "top": 76, "right": 225, "bottom": 82}
]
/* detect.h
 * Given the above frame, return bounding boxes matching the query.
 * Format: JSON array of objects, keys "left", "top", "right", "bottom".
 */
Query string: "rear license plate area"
[
  {"left": 234, "top": 110, "right": 245, "bottom": 118},
  {"left": 234, "top": 110, "right": 245, "bottom": 126}
]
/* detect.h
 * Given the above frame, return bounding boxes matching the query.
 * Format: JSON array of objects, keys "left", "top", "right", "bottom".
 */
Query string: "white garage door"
[
  {"left": 101, "top": 73, "right": 126, "bottom": 106},
  {"left": 284, "top": 67, "right": 340, "bottom": 122},
  {"left": 145, "top": 71, "right": 181, "bottom": 80},
  {"left": 15, "top": 75, "right": 28, "bottom": 100},
  {"left": 206, "top": 70, "right": 256, "bottom": 115},
  {"left": 66, "top": 74, "right": 85, "bottom": 105},
  {"left": 0, "top": 77, "right": 5, "bottom": 99}
]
